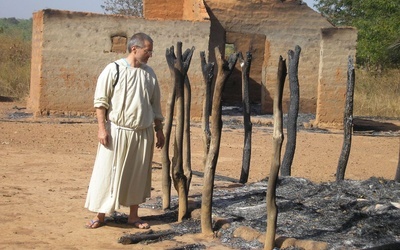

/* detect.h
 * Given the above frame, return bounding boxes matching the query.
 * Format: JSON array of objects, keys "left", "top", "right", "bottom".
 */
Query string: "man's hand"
[
  {"left": 98, "top": 127, "right": 109, "bottom": 146},
  {"left": 155, "top": 130, "right": 165, "bottom": 149}
]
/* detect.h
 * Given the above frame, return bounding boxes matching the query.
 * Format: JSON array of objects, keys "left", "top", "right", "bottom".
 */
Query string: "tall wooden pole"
[
  {"left": 201, "top": 47, "right": 239, "bottom": 235},
  {"left": 239, "top": 52, "right": 253, "bottom": 184},
  {"left": 265, "top": 56, "right": 286, "bottom": 250},
  {"left": 336, "top": 56, "right": 355, "bottom": 182}
]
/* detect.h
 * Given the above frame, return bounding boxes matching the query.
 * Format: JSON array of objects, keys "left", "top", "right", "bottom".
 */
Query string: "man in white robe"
[{"left": 85, "top": 33, "right": 165, "bottom": 229}]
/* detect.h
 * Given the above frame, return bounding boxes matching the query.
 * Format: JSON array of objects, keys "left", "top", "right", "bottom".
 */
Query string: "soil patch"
[{"left": 0, "top": 101, "right": 399, "bottom": 249}]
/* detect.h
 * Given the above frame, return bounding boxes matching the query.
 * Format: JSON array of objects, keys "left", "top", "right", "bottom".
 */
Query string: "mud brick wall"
[
  {"left": 203, "top": 0, "right": 334, "bottom": 114},
  {"left": 28, "top": 9, "right": 210, "bottom": 117},
  {"left": 144, "top": 0, "right": 208, "bottom": 21},
  {"left": 316, "top": 27, "right": 357, "bottom": 128},
  {"left": 29, "top": 0, "right": 357, "bottom": 129}
]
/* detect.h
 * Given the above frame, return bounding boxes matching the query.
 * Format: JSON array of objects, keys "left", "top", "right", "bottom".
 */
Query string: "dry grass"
[
  {"left": 354, "top": 68, "right": 400, "bottom": 119},
  {"left": 0, "top": 33, "right": 399, "bottom": 118},
  {"left": 0, "top": 32, "right": 31, "bottom": 100}
]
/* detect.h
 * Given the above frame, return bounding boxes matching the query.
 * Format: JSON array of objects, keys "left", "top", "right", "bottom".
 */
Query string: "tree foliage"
[
  {"left": 315, "top": 0, "right": 400, "bottom": 69},
  {"left": 101, "top": 0, "right": 143, "bottom": 17},
  {"left": 0, "top": 18, "right": 32, "bottom": 41}
]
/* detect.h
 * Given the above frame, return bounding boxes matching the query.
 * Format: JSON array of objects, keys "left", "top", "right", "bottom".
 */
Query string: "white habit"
[{"left": 85, "top": 59, "right": 163, "bottom": 214}]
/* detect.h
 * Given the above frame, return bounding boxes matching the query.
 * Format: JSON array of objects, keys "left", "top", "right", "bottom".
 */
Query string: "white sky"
[{"left": 0, "top": 0, "right": 317, "bottom": 19}]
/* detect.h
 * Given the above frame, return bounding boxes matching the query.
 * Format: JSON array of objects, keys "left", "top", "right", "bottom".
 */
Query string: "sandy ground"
[{"left": 0, "top": 101, "right": 399, "bottom": 249}]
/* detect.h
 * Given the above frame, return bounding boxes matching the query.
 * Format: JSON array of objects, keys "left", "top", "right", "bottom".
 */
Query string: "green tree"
[
  {"left": 315, "top": 0, "right": 400, "bottom": 69},
  {"left": 101, "top": 0, "right": 143, "bottom": 17},
  {"left": 0, "top": 18, "right": 32, "bottom": 41}
]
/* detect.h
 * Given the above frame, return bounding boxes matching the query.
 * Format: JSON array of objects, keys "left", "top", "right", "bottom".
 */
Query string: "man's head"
[{"left": 127, "top": 33, "right": 153, "bottom": 66}]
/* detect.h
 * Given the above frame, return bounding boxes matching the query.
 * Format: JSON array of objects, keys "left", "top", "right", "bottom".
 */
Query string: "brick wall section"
[
  {"left": 27, "top": 11, "right": 44, "bottom": 113},
  {"left": 143, "top": 0, "right": 208, "bottom": 21},
  {"left": 28, "top": 9, "right": 210, "bottom": 117},
  {"left": 203, "top": 0, "right": 340, "bottom": 114},
  {"left": 182, "top": 0, "right": 209, "bottom": 21},
  {"left": 315, "top": 27, "right": 357, "bottom": 128},
  {"left": 144, "top": 0, "right": 184, "bottom": 20},
  {"left": 224, "top": 32, "right": 266, "bottom": 102}
]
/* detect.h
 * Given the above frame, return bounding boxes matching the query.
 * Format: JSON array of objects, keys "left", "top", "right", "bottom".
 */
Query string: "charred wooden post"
[
  {"left": 200, "top": 51, "right": 215, "bottom": 165},
  {"left": 281, "top": 45, "right": 301, "bottom": 176},
  {"left": 396, "top": 141, "right": 400, "bottom": 182},
  {"left": 336, "top": 56, "right": 355, "bottom": 182},
  {"left": 165, "top": 42, "right": 195, "bottom": 220},
  {"left": 162, "top": 46, "right": 177, "bottom": 210},
  {"left": 183, "top": 75, "right": 192, "bottom": 191},
  {"left": 239, "top": 52, "right": 253, "bottom": 184},
  {"left": 265, "top": 56, "right": 286, "bottom": 250},
  {"left": 201, "top": 47, "right": 239, "bottom": 235}
]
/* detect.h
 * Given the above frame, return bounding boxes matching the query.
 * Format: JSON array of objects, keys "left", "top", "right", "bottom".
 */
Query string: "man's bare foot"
[
  {"left": 85, "top": 219, "right": 104, "bottom": 229},
  {"left": 85, "top": 214, "right": 105, "bottom": 229},
  {"left": 127, "top": 219, "right": 150, "bottom": 229}
]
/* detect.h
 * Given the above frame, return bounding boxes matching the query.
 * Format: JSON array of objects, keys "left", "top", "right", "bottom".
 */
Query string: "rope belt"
[{"left": 109, "top": 122, "right": 135, "bottom": 198}]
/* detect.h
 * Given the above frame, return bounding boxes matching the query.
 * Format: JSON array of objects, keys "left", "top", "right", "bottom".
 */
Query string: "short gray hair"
[{"left": 127, "top": 33, "right": 153, "bottom": 53}]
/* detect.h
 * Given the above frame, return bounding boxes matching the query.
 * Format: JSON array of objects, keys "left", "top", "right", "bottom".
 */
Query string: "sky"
[
  {"left": 0, "top": 0, "right": 317, "bottom": 19},
  {"left": 0, "top": 0, "right": 105, "bottom": 19}
]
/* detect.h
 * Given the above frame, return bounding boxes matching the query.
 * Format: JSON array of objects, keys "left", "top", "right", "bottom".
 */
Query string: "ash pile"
[
  {"left": 212, "top": 177, "right": 400, "bottom": 249},
  {"left": 129, "top": 176, "right": 400, "bottom": 249}
]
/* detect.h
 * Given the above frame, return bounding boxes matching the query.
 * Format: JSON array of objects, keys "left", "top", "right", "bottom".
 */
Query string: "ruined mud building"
[{"left": 28, "top": 0, "right": 357, "bottom": 128}]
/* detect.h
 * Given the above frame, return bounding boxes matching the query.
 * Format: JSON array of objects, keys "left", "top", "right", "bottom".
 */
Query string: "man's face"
[{"left": 134, "top": 40, "right": 153, "bottom": 65}]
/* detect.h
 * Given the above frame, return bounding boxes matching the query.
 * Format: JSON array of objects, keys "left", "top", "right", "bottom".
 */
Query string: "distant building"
[{"left": 28, "top": 0, "right": 357, "bottom": 128}]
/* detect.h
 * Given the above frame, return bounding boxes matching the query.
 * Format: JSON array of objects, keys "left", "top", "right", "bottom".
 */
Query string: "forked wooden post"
[
  {"left": 164, "top": 42, "right": 195, "bottom": 221},
  {"left": 201, "top": 47, "right": 239, "bottom": 235},
  {"left": 200, "top": 51, "right": 214, "bottom": 166}
]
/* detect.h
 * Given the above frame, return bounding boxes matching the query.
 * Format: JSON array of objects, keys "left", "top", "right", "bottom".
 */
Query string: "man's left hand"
[{"left": 156, "top": 130, "right": 165, "bottom": 149}]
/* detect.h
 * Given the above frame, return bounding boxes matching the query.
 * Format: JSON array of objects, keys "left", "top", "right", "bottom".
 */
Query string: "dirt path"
[{"left": 0, "top": 101, "right": 399, "bottom": 249}]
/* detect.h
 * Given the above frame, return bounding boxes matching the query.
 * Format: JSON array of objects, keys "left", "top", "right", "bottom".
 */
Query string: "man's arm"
[{"left": 96, "top": 107, "right": 109, "bottom": 146}]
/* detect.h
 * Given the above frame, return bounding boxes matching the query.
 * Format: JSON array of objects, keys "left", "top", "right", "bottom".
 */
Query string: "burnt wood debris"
[{"left": 115, "top": 42, "right": 400, "bottom": 249}]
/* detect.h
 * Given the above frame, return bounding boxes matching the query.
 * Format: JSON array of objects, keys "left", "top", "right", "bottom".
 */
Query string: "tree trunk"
[
  {"left": 265, "top": 56, "right": 286, "bottom": 250},
  {"left": 162, "top": 46, "right": 177, "bottom": 210},
  {"left": 239, "top": 52, "right": 253, "bottom": 184},
  {"left": 201, "top": 47, "right": 239, "bottom": 235},
  {"left": 183, "top": 75, "right": 192, "bottom": 191},
  {"left": 336, "top": 56, "right": 355, "bottom": 182},
  {"left": 165, "top": 42, "right": 195, "bottom": 221},
  {"left": 200, "top": 51, "right": 214, "bottom": 164},
  {"left": 281, "top": 46, "right": 301, "bottom": 176},
  {"left": 395, "top": 139, "right": 400, "bottom": 182}
]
